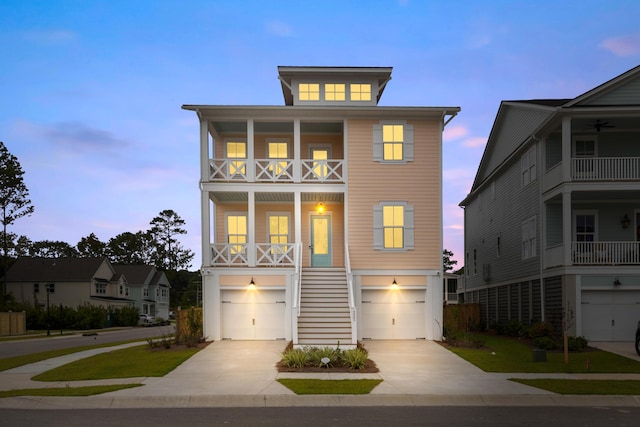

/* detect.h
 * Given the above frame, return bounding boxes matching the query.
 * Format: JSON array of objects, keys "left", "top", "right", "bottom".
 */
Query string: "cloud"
[
  {"left": 599, "top": 33, "right": 640, "bottom": 57},
  {"left": 265, "top": 20, "right": 293, "bottom": 37},
  {"left": 443, "top": 125, "right": 469, "bottom": 142},
  {"left": 462, "top": 136, "right": 487, "bottom": 148},
  {"left": 24, "top": 29, "right": 76, "bottom": 44},
  {"left": 38, "top": 121, "right": 130, "bottom": 153}
]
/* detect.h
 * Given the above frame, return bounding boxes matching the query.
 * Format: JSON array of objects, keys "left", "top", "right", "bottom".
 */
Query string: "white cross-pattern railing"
[
  {"left": 572, "top": 241, "right": 640, "bottom": 265},
  {"left": 255, "top": 159, "right": 294, "bottom": 182},
  {"left": 301, "top": 159, "right": 344, "bottom": 182},
  {"left": 572, "top": 157, "right": 640, "bottom": 181},
  {"left": 210, "top": 243, "right": 296, "bottom": 266},
  {"left": 209, "top": 159, "right": 247, "bottom": 181},
  {"left": 256, "top": 244, "right": 295, "bottom": 266}
]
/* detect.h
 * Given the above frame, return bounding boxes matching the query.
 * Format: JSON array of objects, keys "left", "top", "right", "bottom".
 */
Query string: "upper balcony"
[{"left": 209, "top": 158, "right": 345, "bottom": 183}]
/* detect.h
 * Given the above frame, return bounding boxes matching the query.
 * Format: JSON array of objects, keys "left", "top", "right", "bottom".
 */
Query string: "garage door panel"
[
  {"left": 362, "top": 290, "right": 426, "bottom": 340},
  {"left": 221, "top": 290, "right": 285, "bottom": 340},
  {"left": 581, "top": 290, "right": 640, "bottom": 342}
]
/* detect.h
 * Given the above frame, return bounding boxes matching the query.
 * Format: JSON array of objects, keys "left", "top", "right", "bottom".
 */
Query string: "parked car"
[
  {"left": 636, "top": 321, "right": 640, "bottom": 356},
  {"left": 139, "top": 314, "right": 155, "bottom": 325}
]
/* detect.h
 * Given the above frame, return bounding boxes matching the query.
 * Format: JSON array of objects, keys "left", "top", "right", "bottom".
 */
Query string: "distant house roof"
[
  {"left": 112, "top": 264, "right": 156, "bottom": 285},
  {"left": 3, "top": 257, "right": 112, "bottom": 282}
]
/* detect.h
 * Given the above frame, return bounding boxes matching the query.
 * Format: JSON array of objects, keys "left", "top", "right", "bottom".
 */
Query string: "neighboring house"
[
  {"left": 183, "top": 66, "right": 460, "bottom": 345},
  {"left": 460, "top": 65, "right": 640, "bottom": 341},
  {"left": 113, "top": 264, "right": 171, "bottom": 320},
  {"left": 4, "top": 257, "right": 134, "bottom": 309}
]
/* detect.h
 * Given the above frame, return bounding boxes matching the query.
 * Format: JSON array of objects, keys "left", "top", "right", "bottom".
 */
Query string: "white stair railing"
[
  {"left": 292, "top": 243, "right": 302, "bottom": 345},
  {"left": 345, "top": 243, "right": 357, "bottom": 345}
]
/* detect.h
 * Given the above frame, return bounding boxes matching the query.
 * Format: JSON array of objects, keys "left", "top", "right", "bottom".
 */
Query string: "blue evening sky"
[{"left": 1, "top": 0, "right": 639, "bottom": 269}]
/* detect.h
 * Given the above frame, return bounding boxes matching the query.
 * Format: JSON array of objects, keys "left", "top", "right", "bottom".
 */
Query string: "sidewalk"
[{"left": 1, "top": 340, "right": 640, "bottom": 409}]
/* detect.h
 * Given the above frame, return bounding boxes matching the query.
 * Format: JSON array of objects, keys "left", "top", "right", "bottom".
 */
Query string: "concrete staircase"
[{"left": 297, "top": 267, "right": 353, "bottom": 346}]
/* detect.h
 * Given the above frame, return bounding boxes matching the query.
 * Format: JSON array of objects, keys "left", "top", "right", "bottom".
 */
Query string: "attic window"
[
  {"left": 324, "top": 83, "right": 345, "bottom": 101},
  {"left": 299, "top": 83, "right": 319, "bottom": 101},
  {"left": 350, "top": 83, "right": 371, "bottom": 101}
]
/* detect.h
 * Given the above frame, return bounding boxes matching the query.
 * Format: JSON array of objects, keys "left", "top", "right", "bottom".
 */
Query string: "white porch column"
[
  {"left": 294, "top": 191, "right": 302, "bottom": 246},
  {"left": 200, "top": 119, "right": 211, "bottom": 267},
  {"left": 200, "top": 118, "right": 209, "bottom": 181},
  {"left": 247, "top": 119, "right": 255, "bottom": 182},
  {"left": 562, "top": 189, "right": 572, "bottom": 265},
  {"left": 248, "top": 190, "right": 256, "bottom": 266},
  {"left": 562, "top": 117, "right": 572, "bottom": 182},
  {"left": 293, "top": 119, "right": 301, "bottom": 183}
]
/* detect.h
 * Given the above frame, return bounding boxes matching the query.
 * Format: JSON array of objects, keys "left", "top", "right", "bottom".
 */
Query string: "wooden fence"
[
  {"left": 443, "top": 304, "right": 480, "bottom": 335},
  {"left": 0, "top": 311, "right": 26, "bottom": 336}
]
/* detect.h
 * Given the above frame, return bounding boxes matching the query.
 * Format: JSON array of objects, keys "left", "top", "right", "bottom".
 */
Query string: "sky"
[{"left": 1, "top": 0, "right": 640, "bottom": 271}]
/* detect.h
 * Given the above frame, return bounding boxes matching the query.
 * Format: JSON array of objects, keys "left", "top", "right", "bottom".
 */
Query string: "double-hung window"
[
  {"left": 267, "top": 140, "right": 289, "bottom": 176},
  {"left": 226, "top": 140, "right": 246, "bottom": 177},
  {"left": 96, "top": 283, "right": 106, "bottom": 294},
  {"left": 373, "top": 121, "right": 414, "bottom": 163},
  {"left": 373, "top": 202, "right": 414, "bottom": 250},
  {"left": 521, "top": 146, "right": 536, "bottom": 187},
  {"left": 268, "top": 214, "right": 289, "bottom": 255},
  {"left": 522, "top": 216, "right": 537, "bottom": 259},
  {"left": 227, "top": 214, "right": 247, "bottom": 255}
]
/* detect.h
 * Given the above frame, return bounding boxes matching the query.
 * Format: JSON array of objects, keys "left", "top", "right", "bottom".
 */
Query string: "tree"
[
  {"left": 443, "top": 249, "right": 458, "bottom": 272},
  {"left": 30, "top": 240, "right": 79, "bottom": 258},
  {"left": 0, "top": 141, "right": 35, "bottom": 298},
  {"left": 108, "top": 231, "right": 153, "bottom": 265},
  {"left": 77, "top": 233, "right": 107, "bottom": 257},
  {"left": 149, "top": 209, "right": 194, "bottom": 271}
]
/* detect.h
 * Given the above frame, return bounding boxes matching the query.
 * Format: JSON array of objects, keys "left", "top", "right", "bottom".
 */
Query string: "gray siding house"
[{"left": 460, "top": 65, "right": 640, "bottom": 341}]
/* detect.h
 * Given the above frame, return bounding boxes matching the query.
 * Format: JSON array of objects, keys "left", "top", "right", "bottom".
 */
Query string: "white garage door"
[
  {"left": 221, "top": 289, "right": 286, "bottom": 340},
  {"left": 361, "top": 289, "right": 426, "bottom": 339},
  {"left": 582, "top": 291, "right": 640, "bottom": 341}
]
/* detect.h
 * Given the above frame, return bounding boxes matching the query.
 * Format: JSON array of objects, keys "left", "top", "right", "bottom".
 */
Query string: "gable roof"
[
  {"left": 461, "top": 65, "right": 640, "bottom": 204},
  {"left": 112, "top": 264, "right": 156, "bottom": 285},
  {"left": 4, "top": 257, "right": 112, "bottom": 282}
]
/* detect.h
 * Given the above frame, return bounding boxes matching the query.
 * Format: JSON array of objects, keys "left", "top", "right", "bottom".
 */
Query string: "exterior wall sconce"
[
  {"left": 316, "top": 202, "right": 325, "bottom": 214},
  {"left": 249, "top": 277, "right": 256, "bottom": 289},
  {"left": 391, "top": 278, "right": 398, "bottom": 289},
  {"left": 613, "top": 277, "right": 621, "bottom": 286},
  {"left": 621, "top": 214, "right": 631, "bottom": 229}
]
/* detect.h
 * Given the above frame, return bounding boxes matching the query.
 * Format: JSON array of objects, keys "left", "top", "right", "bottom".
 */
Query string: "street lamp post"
[{"left": 45, "top": 283, "right": 53, "bottom": 336}]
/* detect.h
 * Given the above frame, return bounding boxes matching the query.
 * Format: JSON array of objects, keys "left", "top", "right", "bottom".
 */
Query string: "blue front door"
[{"left": 310, "top": 215, "right": 331, "bottom": 267}]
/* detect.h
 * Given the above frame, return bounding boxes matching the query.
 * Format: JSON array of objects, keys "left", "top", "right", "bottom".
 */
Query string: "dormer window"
[
  {"left": 324, "top": 83, "right": 345, "bottom": 101},
  {"left": 299, "top": 83, "right": 319, "bottom": 101},
  {"left": 350, "top": 83, "right": 371, "bottom": 101}
]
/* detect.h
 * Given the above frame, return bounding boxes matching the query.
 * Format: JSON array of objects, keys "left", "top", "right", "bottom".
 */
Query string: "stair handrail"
[
  {"left": 294, "top": 242, "right": 303, "bottom": 317},
  {"left": 345, "top": 243, "right": 357, "bottom": 344}
]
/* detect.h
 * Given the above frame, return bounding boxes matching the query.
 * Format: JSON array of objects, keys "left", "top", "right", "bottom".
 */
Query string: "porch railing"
[
  {"left": 572, "top": 241, "right": 640, "bottom": 265},
  {"left": 207, "top": 158, "right": 345, "bottom": 182},
  {"left": 210, "top": 243, "right": 296, "bottom": 266},
  {"left": 572, "top": 157, "right": 640, "bottom": 181}
]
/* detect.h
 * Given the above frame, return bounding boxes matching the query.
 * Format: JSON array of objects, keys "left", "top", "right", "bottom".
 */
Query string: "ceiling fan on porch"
[{"left": 588, "top": 119, "right": 615, "bottom": 132}]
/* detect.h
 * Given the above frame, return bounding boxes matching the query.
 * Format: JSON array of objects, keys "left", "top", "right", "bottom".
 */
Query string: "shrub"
[
  {"left": 527, "top": 321, "right": 554, "bottom": 339},
  {"left": 308, "top": 346, "right": 341, "bottom": 367},
  {"left": 341, "top": 348, "right": 369, "bottom": 370},
  {"left": 533, "top": 336, "right": 558, "bottom": 350},
  {"left": 282, "top": 348, "right": 310, "bottom": 368},
  {"left": 568, "top": 336, "right": 588, "bottom": 352},
  {"left": 493, "top": 320, "right": 526, "bottom": 337}
]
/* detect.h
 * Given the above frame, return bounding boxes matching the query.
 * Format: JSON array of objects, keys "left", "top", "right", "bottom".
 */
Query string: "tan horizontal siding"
[{"left": 347, "top": 119, "right": 441, "bottom": 270}]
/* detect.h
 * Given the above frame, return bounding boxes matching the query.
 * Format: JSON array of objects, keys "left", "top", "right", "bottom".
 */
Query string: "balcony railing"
[
  {"left": 208, "top": 158, "right": 344, "bottom": 183},
  {"left": 210, "top": 243, "right": 296, "bottom": 266},
  {"left": 572, "top": 241, "right": 640, "bottom": 265},
  {"left": 572, "top": 157, "right": 640, "bottom": 181}
]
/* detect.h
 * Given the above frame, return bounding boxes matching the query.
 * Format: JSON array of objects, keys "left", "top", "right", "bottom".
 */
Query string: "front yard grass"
[
  {"left": 277, "top": 378, "right": 382, "bottom": 394},
  {"left": 0, "top": 384, "right": 142, "bottom": 398},
  {"left": 0, "top": 339, "right": 145, "bottom": 372},
  {"left": 446, "top": 334, "right": 640, "bottom": 373},
  {"left": 511, "top": 379, "right": 640, "bottom": 395},
  {"left": 32, "top": 344, "right": 201, "bottom": 381}
]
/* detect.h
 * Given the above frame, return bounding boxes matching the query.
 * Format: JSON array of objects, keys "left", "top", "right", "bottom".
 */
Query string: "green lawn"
[
  {"left": 0, "top": 384, "right": 142, "bottom": 398},
  {"left": 446, "top": 334, "right": 640, "bottom": 373},
  {"left": 511, "top": 378, "right": 640, "bottom": 395},
  {"left": 0, "top": 339, "right": 147, "bottom": 372},
  {"left": 277, "top": 379, "right": 382, "bottom": 394},
  {"left": 32, "top": 345, "right": 200, "bottom": 381}
]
